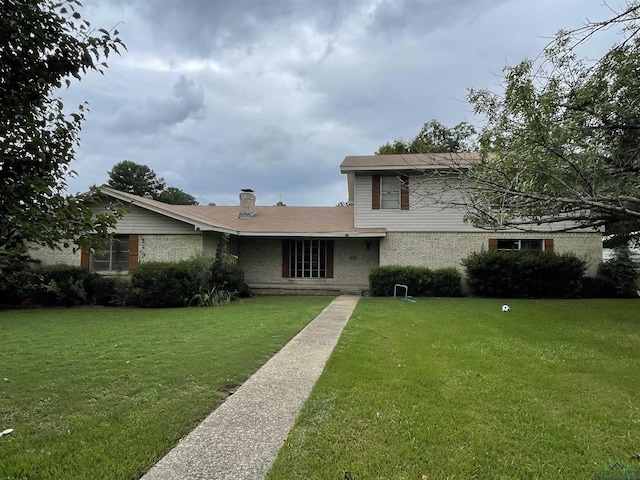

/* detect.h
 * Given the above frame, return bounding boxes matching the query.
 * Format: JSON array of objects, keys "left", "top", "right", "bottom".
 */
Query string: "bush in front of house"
[
  {"left": 462, "top": 249, "right": 587, "bottom": 298},
  {"left": 211, "top": 262, "right": 251, "bottom": 298},
  {"left": 369, "top": 265, "right": 462, "bottom": 297},
  {"left": 130, "top": 257, "right": 250, "bottom": 307},
  {"left": 130, "top": 258, "right": 213, "bottom": 308},
  {"left": 28, "top": 265, "right": 97, "bottom": 306},
  {"left": 591, "top": 246, "right": 639, "bottom": 298},
  {"left": 88, "top": 275, "right": 132, "bottom": 306}
]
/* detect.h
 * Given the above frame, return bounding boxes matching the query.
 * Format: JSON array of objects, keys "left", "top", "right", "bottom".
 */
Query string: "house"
[{"left": 30, "top": 153, "right": 603, "bottom": 294}]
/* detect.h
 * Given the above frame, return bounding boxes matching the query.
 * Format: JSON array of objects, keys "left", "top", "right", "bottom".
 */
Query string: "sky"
[{"left": 62, "top": 0, "right": 624, "bottom": 207}]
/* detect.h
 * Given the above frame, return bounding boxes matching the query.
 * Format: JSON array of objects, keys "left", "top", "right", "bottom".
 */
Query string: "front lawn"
[
  {"left": 0, "top": 297, "right": 332, "bottom": 480},
  {"left": 267, "top": 298, "right": 640, "bottom": 480}
]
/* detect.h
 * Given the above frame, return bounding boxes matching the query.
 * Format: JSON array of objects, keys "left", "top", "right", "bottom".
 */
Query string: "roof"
[
  {"left": 340, "top": 153, "right": 479, "bottom": 173},
  {"left": 100, "top": 188, "right": 386, "bottom": 238}
]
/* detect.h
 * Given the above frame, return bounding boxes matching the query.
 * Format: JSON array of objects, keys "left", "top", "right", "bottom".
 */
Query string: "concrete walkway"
[{"left": 142, "top": 295, "right": 360, "bottom": 480}]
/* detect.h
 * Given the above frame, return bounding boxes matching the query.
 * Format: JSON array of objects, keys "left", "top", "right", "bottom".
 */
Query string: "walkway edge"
[{"left": 142, "top": 295, "right": 360, "bottom": 480}]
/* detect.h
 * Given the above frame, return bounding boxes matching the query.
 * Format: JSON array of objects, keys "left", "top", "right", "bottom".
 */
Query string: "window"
[
  {"left": 489, "top": 238, "right": 553, "bottom": 252},
  {"left": 92, "top": 235, "right": 130, "bottom": 272},
  {"left": 372, "top": 175, "right": 409, "bottom": 210},
  {"left": 81, "top": 234, "right": 139, "bottom": 273},
  {"left": 282, "top": 239, "right": 333, "bottom": 278},
  {"left": 381, "top": 176, "right": 400, "bottom": 209}
]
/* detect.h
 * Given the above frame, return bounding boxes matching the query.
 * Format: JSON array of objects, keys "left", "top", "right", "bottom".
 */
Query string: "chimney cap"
[{"left": 241, "top": 188, "right": 254, "bottom": 193}]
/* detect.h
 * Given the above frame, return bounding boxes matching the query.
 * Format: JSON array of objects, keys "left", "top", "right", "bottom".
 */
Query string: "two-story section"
[{"left": 340, "top": 153, "right": 603, "bottom": 275}]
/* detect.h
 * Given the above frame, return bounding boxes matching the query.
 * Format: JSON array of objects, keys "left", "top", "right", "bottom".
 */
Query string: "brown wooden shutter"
[
  {"left": 400, "top": 175, "right": 409, "bottom": 210},
  {"left": 544, "top": 238, "right": 554, "bottom": 253},
  {"left": 282, "top": 240, "right": 290, "bottom": 278},
  {"left": 372, "top": 175, "right": 380, "bottom": 210},
  {"left": 326, "top": 241, "right": 334, "bottom": 278},
  {"left": 80, "top": 248, "right": 90, "bottom": 269},
  {"left": 488, "top": 239, "right": 498, "bottom": 251},
  {"left": 128, "top": 235, "right": 139, "bottom": 272}
]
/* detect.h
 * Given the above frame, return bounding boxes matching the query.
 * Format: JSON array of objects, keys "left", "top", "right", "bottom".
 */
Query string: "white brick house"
[{"left": 32, "top": 153, "right": 602, "bottom": 294}]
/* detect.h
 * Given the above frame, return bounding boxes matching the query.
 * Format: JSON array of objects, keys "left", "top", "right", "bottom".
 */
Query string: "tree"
[
  {"left": 107, "top": 160, "right": 199, "bottom": 205},
  {"left": 157, "top": 187, "right": 199, "bottom": 205},
  {"left": 376, "top": 120, "right": 477, "bottom": 154},
  {"left": 1, "top": 0, "right": 125, "bottom": 255},
  {"left": 107, "top": 160, "right": 166, "bottom": 198},
  {"left": 464, "top": 2, "right": 640, "bottom": 244}
]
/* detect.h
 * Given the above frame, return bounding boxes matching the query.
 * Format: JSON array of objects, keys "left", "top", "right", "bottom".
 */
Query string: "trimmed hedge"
[
  {"left": 462, "top": 250, "right": 587, "bottom": 298},
  {"left": 369, "top": 265, "right": 462, "bottom": 297}
]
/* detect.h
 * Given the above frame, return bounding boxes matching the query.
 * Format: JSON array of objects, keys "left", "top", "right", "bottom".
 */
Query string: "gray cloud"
[
  {"left": 109, "top": 75, "right": 205, "bottom": 134},
  {"left": 125, "top": 0, "right": 358, "bottom": 57}
]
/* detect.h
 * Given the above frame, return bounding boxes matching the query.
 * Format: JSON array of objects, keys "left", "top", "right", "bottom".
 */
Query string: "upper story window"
[
  {"left": 372, "top": 175, "right": 409, "bottom": 210},
  {"left": 381, "top": 176, "right": 400, "bottom": 209}
]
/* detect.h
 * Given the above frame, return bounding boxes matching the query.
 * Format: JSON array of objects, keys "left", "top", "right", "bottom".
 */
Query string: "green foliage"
[
  {"left": 466, "top": 6, "right": 640, "bottom": 241},
  {"left": 107, "top": 160, "right": 166, "bottom": 198},
  {"left": 369, "top": 265, "right": 462, "bottom": 297},
  {"left": 189, "top": 286, "right": 236, "bottom": 307},
  {"left": 376, "top": 119, "right": 477, "bottom": 154},
  {"left": 462, "top": 250, "right": 587, "bottom": 298},
  {"left": 106, "top": 160, "right": 199, "bottom": 204},
  {"left": 88, "top": 275, "right": 132, "bottom": 306},
  {"left": 596, "top": 246, "right": 639, "bottom": 298},
  {"left": 130, "top": 258, "right": 211, "bottom": 308},
  {"left": 157, "top": 186, "right": 199, "bottom": 205},
  {"left": 28, "top": 265, "right": 95, "bottom": 306},
  {"left": 1, "top": 1, "right": 124, "bottom": 252},
  {"left": 0, "top": 249, "right": 39, "bottom": 305},
  {"left": 130, "top": 257, "right": 249, "bottom": 308},
  {"left": 212, "top": 233, "right": 250, "bottom": 297}
]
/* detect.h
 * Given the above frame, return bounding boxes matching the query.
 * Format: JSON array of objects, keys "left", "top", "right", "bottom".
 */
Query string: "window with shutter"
[{"left": 82, "top": 234, "right": 139, "bottom": 273}]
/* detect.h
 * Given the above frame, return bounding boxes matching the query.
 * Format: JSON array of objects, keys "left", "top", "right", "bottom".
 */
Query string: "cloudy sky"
[{"left": 62, "top": 0, "right": 622, "bottom": 207}]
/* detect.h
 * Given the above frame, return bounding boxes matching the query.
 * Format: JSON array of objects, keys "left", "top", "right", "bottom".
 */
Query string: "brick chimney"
[{"left": 239, "top": 189, "right": 256, "bottom": 218}]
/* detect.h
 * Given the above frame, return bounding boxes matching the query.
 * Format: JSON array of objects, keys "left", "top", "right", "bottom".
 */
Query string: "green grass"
[
  {"left": 267, "top": 298, "right": 640, "bottom": 480},
  {"left": 0, "top": 297, "right": 333, "bottom": 480}
]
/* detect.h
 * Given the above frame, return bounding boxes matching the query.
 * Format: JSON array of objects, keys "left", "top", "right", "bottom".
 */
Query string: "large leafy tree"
[
  {"left": 464, "top": 2, "right": 640, "bottom": 244},
  {"left": 1, "top": 0, "right": 125, "bottom": 253},
  {"left": 106, "top": 160, "right": 199, "bottom": 205},
  {"left": 376, "top": 119, "right": 476, "bottom": 154},
  {"left": 107, "top": 160, "right": 166, "bottom": 198}
]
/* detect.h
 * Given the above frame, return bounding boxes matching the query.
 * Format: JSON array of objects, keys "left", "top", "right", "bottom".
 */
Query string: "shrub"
[
  {"left": 595, "top": 247, "right": 639, "bottom": 298},
  {"left": 131, "top": 258, "right": 212, "bottom": 308},
  {"left": 431, "top": 268, "right": 463, "bottom": 297},
  {"left": 88, "top": 275, "right": 132, "bottom": 306},
  {"left": 211, "top": 262, "right": 251, "bottom": 298},
  {"left": 29, "top": 265, "right": 97, "bottom": 306},
  {"left": 462, "top": 249, "right": 587, "bottom": 298},
  {"left": 130, "top": 257, "right": 249, "bottom": 307},
  {"left": 369, "top": 265, "right": 462, "bottom": 297}
]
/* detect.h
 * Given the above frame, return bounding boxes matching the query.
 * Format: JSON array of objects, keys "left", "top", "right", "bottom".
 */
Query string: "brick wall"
[
  {"left": 380, "top": 232, "right": 602, "bottom": 276},
  {"left": 28, "top": 243, "right": 80, "bottom": 266},
  {"left": 139, "top": 234, "right": 205, "bottom": 263}
]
